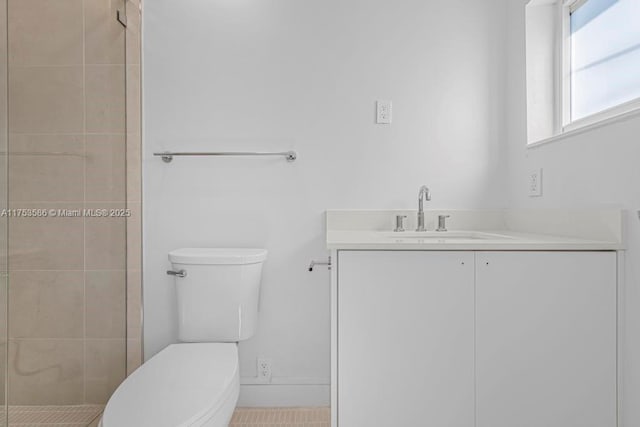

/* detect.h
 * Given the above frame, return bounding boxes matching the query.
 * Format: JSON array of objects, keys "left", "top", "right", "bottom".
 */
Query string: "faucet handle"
[
  {"left": 436, "top": 215, "right": 450, "bottom": 232},
  {"left": 394, "top": 215, "right": 407, "bottom": 232}
]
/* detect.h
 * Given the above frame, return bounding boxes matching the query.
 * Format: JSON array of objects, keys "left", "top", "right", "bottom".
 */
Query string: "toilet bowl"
[
  {"left": 101, "top": 248, "right": 267, "bottom": 427},
  {"left": 101, "top": 343, "right": 239, "bottom": 427}
]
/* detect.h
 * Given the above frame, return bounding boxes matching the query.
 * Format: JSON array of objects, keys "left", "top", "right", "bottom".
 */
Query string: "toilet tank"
[{"left": 168, "top": 248, "right": 267, "bottom": 342}]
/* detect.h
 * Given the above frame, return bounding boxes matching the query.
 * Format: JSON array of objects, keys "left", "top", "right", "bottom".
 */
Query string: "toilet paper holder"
[{"left": 308, "top": 257, "right": 331, "bottom": 272}]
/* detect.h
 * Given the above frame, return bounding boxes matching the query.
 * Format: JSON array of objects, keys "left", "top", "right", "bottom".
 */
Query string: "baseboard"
[{"left": 238, "top": 383, "right": 330, "bottom": 407}]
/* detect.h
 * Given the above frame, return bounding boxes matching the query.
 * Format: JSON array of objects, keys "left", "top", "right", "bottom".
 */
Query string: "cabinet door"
[
  {"left": 337, "top": 251, "right": 475, "bottom": 427},
  {"left": 476, "top": 252, "right": 617, "bottom": 427}
]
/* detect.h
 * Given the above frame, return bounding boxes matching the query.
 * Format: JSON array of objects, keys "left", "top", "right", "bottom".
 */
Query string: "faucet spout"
[{"left": 416, "top": 186, "right": 431, "bottom": 232}]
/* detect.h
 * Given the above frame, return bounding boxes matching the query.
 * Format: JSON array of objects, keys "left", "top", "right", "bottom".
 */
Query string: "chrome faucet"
[{"left": 416, "top": 185, "right": 431, "bottom": 232}]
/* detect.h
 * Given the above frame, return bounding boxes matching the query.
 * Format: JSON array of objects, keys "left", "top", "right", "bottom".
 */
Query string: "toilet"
[{"left": 100, "top": 248, "right": 268, "bottom": 427}]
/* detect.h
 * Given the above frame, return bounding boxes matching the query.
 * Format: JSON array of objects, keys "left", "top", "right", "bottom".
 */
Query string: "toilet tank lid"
[{"left": 169, "top": 248, "right": 268, "bottom": 265}]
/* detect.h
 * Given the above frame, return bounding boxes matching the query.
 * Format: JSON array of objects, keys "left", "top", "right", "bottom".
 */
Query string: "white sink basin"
[{"left": 380, "top": 231, "right": 515, "bottom": 240}]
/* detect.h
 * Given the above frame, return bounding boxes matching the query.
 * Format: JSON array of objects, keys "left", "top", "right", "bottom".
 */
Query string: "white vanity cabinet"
[
  {"left": 337, "top": 251, "right": 476, "bottom": 427},
  {"left": 475, "top": 251, "right": 617, "bottom": 427},
  {"left": 335, "top": 250, "right": 617, "bottom": 427}
]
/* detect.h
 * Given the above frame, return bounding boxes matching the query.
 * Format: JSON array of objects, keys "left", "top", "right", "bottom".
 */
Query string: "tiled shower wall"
[{"left": 4, "top": 0, "right": 142, "bottom": 406}]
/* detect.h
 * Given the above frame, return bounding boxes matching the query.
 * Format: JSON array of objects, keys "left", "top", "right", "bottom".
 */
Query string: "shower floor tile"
[{"left": 8, "top": 405, "right": 103, "bottom": 426}]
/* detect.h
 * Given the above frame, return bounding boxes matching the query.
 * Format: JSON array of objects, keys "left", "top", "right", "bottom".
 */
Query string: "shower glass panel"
[
  {"left": 0, "top": 0, "right": 7, "bottom": 425},
  {"left": 2, "top": 0, "right": 129, "bottom": 425}
]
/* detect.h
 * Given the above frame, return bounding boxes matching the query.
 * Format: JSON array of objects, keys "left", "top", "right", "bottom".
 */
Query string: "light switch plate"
[
  {"left": 376, "top": 100, "right": 392, "bottom": 124},
  {"left": 528, "top": 168, "right": 543, "bottom": 197}
]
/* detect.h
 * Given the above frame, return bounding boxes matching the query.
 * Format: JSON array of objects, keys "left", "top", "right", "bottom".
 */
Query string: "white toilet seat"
[{"left": 101, "top": 343, "right": 239, "bottom": 427}]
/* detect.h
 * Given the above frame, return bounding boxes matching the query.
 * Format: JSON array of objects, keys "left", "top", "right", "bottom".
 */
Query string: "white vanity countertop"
[
  {"left": 327, "top": 230, "right": 621, "bottom": 250},
  {"left": 326, "top": 210, "right": 625, "bottom": 251}
]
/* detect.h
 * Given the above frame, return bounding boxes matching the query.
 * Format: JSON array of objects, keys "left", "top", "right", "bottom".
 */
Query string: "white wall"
[
  {"left": 506, "top": 1, "right": 640, "bottom": 426},
  {"left": 143, "top": 0, "right": 508, "bottom": 405}
]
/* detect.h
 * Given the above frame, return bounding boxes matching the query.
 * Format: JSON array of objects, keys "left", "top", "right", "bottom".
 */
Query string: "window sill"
[{"left": 527, "top": 105, "right": 640, "bottom": 149}]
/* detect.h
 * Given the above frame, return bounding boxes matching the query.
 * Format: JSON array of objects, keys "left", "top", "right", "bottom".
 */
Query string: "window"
[
  {"left": 568, "top": 0, "right": 640, "bottom": 125},
  {"left": 525, "top": 0, "right": 640, "bottom": 144}
]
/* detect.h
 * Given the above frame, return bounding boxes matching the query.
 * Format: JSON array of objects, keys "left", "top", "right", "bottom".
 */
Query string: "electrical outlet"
[
  {"left": 257, "top": 358, "right": 272, "bottom": 383},
  {"left": 528, "top": 168, "right": 543, "bottom": 197},
  {"left": 376, "top": 100, "right": 392, "bottom": 124}
]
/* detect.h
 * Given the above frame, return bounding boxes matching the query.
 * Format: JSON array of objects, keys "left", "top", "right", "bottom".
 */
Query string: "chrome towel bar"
[{"left": 153, "top": 150, "right": 297, "bottom": 163}]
